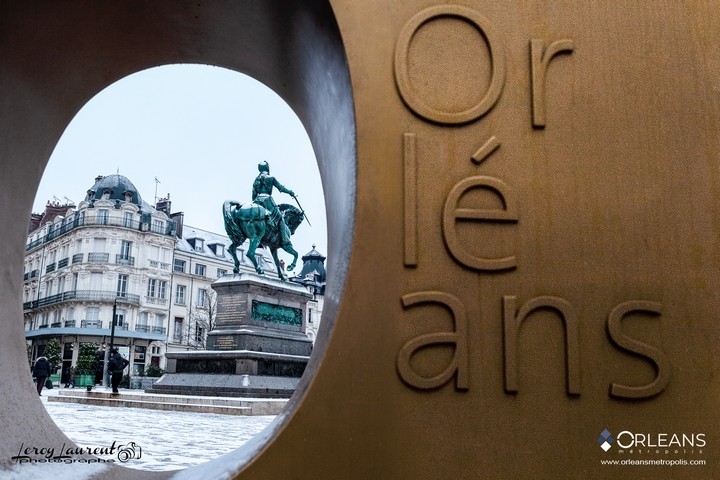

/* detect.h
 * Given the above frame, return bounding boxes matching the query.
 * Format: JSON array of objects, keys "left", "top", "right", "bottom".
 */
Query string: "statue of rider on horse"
[{"left": 223, "top": 161, "right": 307, "bottom": 281}]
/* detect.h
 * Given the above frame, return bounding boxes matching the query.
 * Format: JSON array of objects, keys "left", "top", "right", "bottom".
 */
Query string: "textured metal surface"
[{"left": 0, "top": 1, "right": 718, "bottom": 479}]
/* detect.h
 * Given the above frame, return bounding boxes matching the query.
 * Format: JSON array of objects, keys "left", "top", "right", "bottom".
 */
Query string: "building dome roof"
[
  {"left": 85, "top": 174, "right": 143, "bottom": 206},
  {"left": 302, "top": 245, "right": 326, "bottom": 263},
  {"left": 295, "top": 244, "right": 327, "bottom": 285}
]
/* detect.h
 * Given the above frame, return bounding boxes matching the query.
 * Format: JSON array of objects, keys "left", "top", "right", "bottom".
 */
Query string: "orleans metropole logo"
[
  {"left": 597, "top": 428, "right": 705, "bottom": 454},
  {"left": 598, "top": 429, "right": 615, "bottom": 452}
]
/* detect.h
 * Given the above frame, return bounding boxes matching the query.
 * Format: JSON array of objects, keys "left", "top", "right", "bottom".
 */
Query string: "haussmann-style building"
[{"left": 23, "top": 173, "right": 325, "bottom": 386}]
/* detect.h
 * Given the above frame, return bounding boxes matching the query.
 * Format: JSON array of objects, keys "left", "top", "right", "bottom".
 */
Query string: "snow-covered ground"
[{"left": 38, "top": 387, "right": 276, "bottom": 472}]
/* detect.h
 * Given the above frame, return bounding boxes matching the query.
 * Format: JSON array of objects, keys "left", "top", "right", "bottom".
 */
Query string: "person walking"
[
  {"left": 108, "top": 348, "right": 129, "bottom": 394},
  {"left": 32, "top": 356, "right": 51, "bottom": 396},
  {"left": 64, "top": 366, "right": 76, "bottom": 388}
]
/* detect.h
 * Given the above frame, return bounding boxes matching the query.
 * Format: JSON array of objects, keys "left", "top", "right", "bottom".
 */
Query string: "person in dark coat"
[
  {"left": 32, "top": 356, "right": 51, "bottom": 396},
  {"left": 108, "top": 348, "right": 129, "bottom": 394},
  {"left": 64, "top": 366, "right": 76, "bottom": 388}
]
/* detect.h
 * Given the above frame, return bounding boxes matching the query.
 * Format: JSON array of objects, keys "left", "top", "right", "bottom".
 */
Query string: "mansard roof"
[{"left": 85, "top": 174, "right": 142, "bottom": 207}]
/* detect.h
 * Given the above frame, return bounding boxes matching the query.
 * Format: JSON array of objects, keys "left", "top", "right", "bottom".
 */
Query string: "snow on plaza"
[{"left": 38, "top": 388, "right": 276, "bottom": 472}]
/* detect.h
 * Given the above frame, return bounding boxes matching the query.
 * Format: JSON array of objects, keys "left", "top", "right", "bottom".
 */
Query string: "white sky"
[{"left": 33, "top": 64, "right": 327, "bottom": 265}]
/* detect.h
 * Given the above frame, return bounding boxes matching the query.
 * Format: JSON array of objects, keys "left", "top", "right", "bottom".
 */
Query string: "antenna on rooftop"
[{"left": 154, "top": 177, "right": 161, "bottom": 205}]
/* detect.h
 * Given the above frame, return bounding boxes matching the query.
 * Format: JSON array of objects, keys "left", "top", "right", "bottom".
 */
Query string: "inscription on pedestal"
[
  {"left": 213, "top": 335, "right": 238, "bottom": 350},
  {"left": 217, "top": 296, "right": 248, "bottom": 325}
]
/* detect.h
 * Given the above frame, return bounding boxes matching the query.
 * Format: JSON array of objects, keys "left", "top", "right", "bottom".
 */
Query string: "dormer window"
[
  {"left": 188, "top": 238, "right": 204, "bottom": 252},
  {"left": 209, "top": 243, "right": 224, "bottom": 256}
]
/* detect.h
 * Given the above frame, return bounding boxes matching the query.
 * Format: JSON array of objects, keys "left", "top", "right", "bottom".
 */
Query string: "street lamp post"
[
  {"left": 110, "top": 298, "right": 117, "bottom": 353},
  {"left": 102, "top": 299, "right": 118, "bottom": 388}
]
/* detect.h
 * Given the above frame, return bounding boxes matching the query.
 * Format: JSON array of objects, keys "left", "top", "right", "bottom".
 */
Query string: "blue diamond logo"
[{"left": 598, "top": 429, "right": 614, "bottom": 451}]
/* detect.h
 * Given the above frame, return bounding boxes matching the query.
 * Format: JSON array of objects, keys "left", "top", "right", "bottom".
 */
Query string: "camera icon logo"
[{"left": 117, "top": 442, "right": 142, "bottom": 463}]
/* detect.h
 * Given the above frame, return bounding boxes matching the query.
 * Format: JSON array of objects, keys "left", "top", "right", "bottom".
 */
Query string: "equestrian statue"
[{"left": 223, "top": 161, "right": 307, "bottom": 281}]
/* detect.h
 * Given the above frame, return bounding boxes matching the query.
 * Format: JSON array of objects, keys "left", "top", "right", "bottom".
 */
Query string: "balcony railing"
[
  {"left": 72, "top": 253, "right": 84, "bottom": 264},
  {"left": 45, "top": 263, "right": 56, "bottom": 273},
  {"left": 148, "top": 260, "right": 171, "bottom": 270},
  {"left": 57, "top": 257, "right": 69, "bottom": 269},
  {"left": 26, "top": 238, "right": 43, "bottom": 251},
  {"left": 81, "top": 320, "right": 104, "bottom": 329},
  {"left": 150, "top": 223, "right": 166, "bottom": 234},
  {"left": 144, "top": 296, "right": 168, "bottom": 306},
  {"left": 23, "top": 290, "right": 141, "bottom": 310},
  {"left": 23, "top": 270, "right": 39, "bottom": 282},
  {"left": 88, "top": 252, "right": 110, "bottom": 263},
  {"left": 27, "top": 319, "right": 167, "bottom": 337},
  {"left": 115, "top": 255, "right": 135, "bottom": 266},
  {"left": 26, "top": 215, "right": 176, "bottom": 251}
]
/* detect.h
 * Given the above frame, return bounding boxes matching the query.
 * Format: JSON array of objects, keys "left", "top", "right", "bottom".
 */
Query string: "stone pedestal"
[
  {"left": 208, "top": 273, "right": 313, "bottom": 355},
  {"left": 150, "top": 272, "right": 313, "bottom": 398}
]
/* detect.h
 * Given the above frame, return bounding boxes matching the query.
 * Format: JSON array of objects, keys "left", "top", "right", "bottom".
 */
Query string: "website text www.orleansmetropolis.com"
[{"left": 601, "top": 459, "right": 707, "bottom": 466}]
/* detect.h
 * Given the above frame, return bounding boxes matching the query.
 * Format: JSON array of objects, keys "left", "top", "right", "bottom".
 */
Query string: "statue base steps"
[{"left": 154, "top": 272, "right": 314, "bottom": 398}]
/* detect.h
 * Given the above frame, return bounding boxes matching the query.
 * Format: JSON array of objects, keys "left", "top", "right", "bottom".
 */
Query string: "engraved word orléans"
[{"left": 394, "top": 5, "right": 669, "bottom": 400}]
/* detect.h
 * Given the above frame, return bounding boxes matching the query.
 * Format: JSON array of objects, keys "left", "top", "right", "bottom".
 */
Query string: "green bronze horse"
[{"left": 223, "top": 200, "right": 304, "bottom": 281}]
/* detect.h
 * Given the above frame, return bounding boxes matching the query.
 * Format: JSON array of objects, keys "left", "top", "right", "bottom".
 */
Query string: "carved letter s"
[{"left": 607, "top": 301, "right": 671, "bottom": 399}]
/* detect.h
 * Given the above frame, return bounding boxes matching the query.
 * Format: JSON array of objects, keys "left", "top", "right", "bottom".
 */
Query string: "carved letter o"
[{"left": 394, "top": 5, "right": 506, "bottom": 124}]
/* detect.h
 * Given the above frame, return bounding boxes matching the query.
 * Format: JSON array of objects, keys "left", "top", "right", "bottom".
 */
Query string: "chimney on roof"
[
  {"left": 170, "top": 211, "right": 184, "bottom": 238},
  {"left": 156, "top": 194, "right": 172, "bottom": 215},
  {"left": 28, "top": 213, "right": 43, "bottom": 233},
  {"left": 28, "top": 201, "right": 73, "bottom": 234}
]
